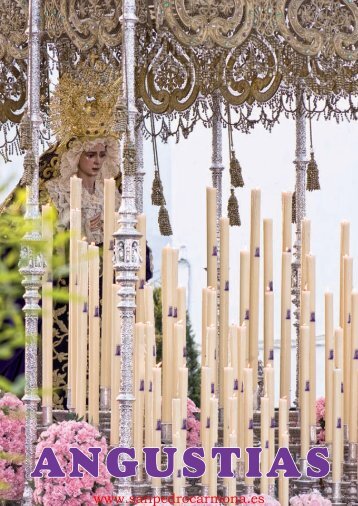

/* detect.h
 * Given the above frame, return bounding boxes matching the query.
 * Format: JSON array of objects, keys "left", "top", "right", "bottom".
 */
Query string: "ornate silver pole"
[
  {"left": 210, "top": 91, "right": 224, "bottom": 414},
  {"left": 292, "top": 87, "right": 307, "bottom": 407},
  {"left": 135, "top": 102, "right": 145, "bottom": 214},
  {"left": 113, "top": 0, "right": 139, "bottom": 502},
  {"left": 21, "top": 0, "right": 45, "bottom": 504}
]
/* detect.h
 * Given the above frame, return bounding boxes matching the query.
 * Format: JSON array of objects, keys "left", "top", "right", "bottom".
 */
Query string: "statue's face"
[{"left": 77, "top": 143, "right": 106, "bottom": 178}]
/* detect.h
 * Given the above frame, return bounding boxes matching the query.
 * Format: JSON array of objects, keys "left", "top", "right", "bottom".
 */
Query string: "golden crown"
[{"left": 50, "top": 71, "right": 123, "bottom": 145}]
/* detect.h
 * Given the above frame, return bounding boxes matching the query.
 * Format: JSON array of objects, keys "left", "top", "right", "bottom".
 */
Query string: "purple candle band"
[
  {"left": 305, "top": 380, "right": 310, "bottom": 392},
  {"left": 83, "top": 302, "right": 88, "bottom": 313},
  {"left": 225, "top": 281, "right": 229, "bottom": 291},
  {"left": 255, "top": 247, "right": 260, "bottom": 258},
  {"left": 115, "top": 345, "right": 121, "bottom": 356},
  {"left": 94, "top": 306, "right": 100, "bottom": 317},
  {"left": 139, "top": 380, "right": 145, "bottom": 391},
  {"left": 173, "top": 307, "right": 178, "bottom": 318}
]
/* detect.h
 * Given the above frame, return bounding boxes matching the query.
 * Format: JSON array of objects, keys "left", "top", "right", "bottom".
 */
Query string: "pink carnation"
[
  {"left": 316, "top": 398, "right": 325, "bottom": 424},
  {"left": 34, "top": 420, "right": 113, "bottom": 505},
  {"left": 0, "top": 393, "right": 25, "bottom": 500},
  {"left": 186, "top": 398, "right": 200, "bottom": 447},
  {"left": 290, "top": 491, "right": 332, "bottom": 505}
]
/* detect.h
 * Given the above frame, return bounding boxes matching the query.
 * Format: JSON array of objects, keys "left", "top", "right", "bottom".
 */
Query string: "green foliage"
[
  {"left": 0, "top": 188, "right": 70, "bottom": 395},
  {"left": 185, "top": 315, "right": 201, "bottom": 407},
  {"left": 153, "top": 286, "right": 201, "bottom": 406}
]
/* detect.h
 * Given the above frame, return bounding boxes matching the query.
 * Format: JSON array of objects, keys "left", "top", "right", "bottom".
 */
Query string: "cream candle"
[
  {"left": 280, "top": 251, "right": 292, "bottom": 407},
  {"left": 343, "top": 256, "right": 353, "bottom": 425},
  {"left": 249, "top": 189, "right": 261, "bottom": 388},
  {"left": 110, "top": 283, "right": 121, "bottom": 445},
  {"left": 240, "top": 251, "right": 250, "bottom": 331},
  {"left": 244, "top": 367, "right": 253, "bottom": 485},
  {"left": 101, "top": 178, "right": 116, "bottom": 397},
  {"left": 340, "top": 221, "right": 350, "bottom": 327},
  {"left": 332, "top": 368, "right": 343, "bottom": 483},
  {"left": 260, "top": 396, "right": 270, "bottom": 494},
  {"left": 350, "top": 292, "right": 358, "bottom": 443},
  {"left": 88, "top": 244, "right": 100, "bottom": 427},
  {"left": 282, "top": 192, "right": 293, "bottom": 253},
  {"left": 207, "top": 187, "right": 218, "bottom": 288},
  {"left": 300, "top": 325, "right": 310, "bottom": 458},
  {"left": 264, "top": 291, "right": 274, "bottom": 367},
  {"left": 76, "top": 240, "right": 88, "bottom": 420},
  {"left": 219, "top": 217, "right": 229, "bottom": 407},
  {"left": 325, "top": 291, "right": 334, "bottom": 443},
  {"left": 306, "top": 254, "right": 316, "bottom": 427}
]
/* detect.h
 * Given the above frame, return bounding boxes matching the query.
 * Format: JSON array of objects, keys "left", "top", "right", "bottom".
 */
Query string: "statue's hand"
[{"left": 89, "top": 213, "right": 102, "bottom": 231}]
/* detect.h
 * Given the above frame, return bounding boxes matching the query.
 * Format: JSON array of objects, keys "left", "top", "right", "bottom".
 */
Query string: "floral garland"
[
  {"left": 316, "top": 397, "right": 325, "bottom": 443},
  {"left": 33, "top": 420, "right": 113, "bottom": 505},
  {"left": 290, "top": 491, "right": 331, "bottom": 505},
  {"left": 187, "top": 398, "right": 200, "bottom": 447},
  {"left": 0, "top": 393, "right": 25, "bottom": 501}
]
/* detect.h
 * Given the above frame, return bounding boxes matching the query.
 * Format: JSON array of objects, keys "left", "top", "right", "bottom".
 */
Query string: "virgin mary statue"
[{"left": 0, "top": 72, "right": 151, "bottom": 407}]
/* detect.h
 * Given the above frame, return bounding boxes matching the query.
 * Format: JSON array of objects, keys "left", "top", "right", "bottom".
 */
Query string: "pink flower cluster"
[
  {"left": 290, "top": 491, "right": 332, "bottom": 506},
  {"left": 316, "top": 397, "right": 325, "bottom": 443},
  {"left": 316, "top": 398, "right": 325, "bottom": 424},
  {"left": 33, "top": 420, "right": 113, "bottom": 506},
  {"left": 0, "top": 393, "right": 25, "bottom": 501},
  {"left": 187, "top": 398, "right": 200, "bottom": 447}
]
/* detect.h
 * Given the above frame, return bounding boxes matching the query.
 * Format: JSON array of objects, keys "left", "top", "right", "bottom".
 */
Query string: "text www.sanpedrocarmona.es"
[{"left": 93, "top": 495, "right": 266, "bottom": 504}]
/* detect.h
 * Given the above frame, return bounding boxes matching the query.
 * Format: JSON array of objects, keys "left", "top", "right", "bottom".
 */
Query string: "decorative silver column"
[
  {"left": 210, "top": 91, "right": 224, "bottom": 412},
  {"left": 21, "top": 0, "right": 45, "bottom": 504},
  {"left": 292, "top": 88, "right": 307, "bottom": 407},
  {"left": 135, "top": 102, "right": 145, "bottom": 214},
  {"left": 113, "top": 0, "right": 139, "bottom": 503}
]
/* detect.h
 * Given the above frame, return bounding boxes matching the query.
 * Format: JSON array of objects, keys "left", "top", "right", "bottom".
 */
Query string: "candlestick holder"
[
  {"left": 344, "top": 424, "right": 349, "bottom": 443},
  {"left": 293, "top": 458, "right": 314, "bottom": 495},
  {"left": 342, "top": 442, "right": 358, "bottom": 505},
  {"left": 100, "top": 386, "right": 110, "bottom": 411},
  {"left": 255, "top": 360, "right": 264, "bottom": 411},
  {"left": 244, "top": 483, "right": 255, "bottom": 495},
  {"left": 151, "top": 486, "right": 162, "bottom": 498},
  {"left": 67, "top": 388, "right": 72, "bottom": 411},
  {"left": 268, "top": 483, "right": 276, "bottom": 498},
  {"left": 235, "top": 460, "right": 246, "bottom": 495},
  {"left": 133, "top": 465, "right": 150, "bottom": 496},
  {"left": 161, "top": 423, "right": 172, "bottom": 444},
  {"left": 309, "top": 424, "right": 317, "bottom": 444},
  {"left": 331, "top": 482, "right": 345, "bottom": 506},
  {"left": 41, "top": 405, "right": 53, "bottom": 427},
  {"left": 218, "top": 407, "right": 224, "bottom": 426},
  {"left": 201, "top": 484, "right": 209, "bottom": 496}
]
